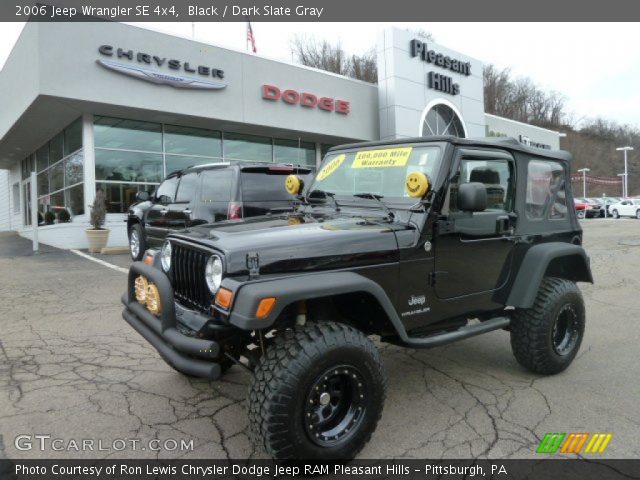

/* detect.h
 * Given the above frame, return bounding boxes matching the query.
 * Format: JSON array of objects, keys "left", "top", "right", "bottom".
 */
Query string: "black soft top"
[{"left": 329, "top": 136, "right": 572, "bottom": 163}]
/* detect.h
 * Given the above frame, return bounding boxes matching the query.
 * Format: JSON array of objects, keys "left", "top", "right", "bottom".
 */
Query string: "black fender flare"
[
  {"left": 225, "top": 271, "right": 411, "bottom": 340},
  {"left": 506, "top": 242, "right": 593, "bottom": 309}
]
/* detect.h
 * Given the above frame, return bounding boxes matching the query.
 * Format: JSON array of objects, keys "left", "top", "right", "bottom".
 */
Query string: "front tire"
[
  {"left": 612, "top": 209, "right": 619, "bottom": 219},
  {"left": 510, "top": 277, "right": 585, "bottom": 375},
  {"left": 248, "top": 322, "right": 386, "bottom": 460},
  {"left": 636, "top": 209, "right": 640, "bottom": 220},
  {"left": 128, "top": 223, "right": 146, "bottom": 261},
  {"left": 576, "top": 210, "right": 585, "bottom": 219}
]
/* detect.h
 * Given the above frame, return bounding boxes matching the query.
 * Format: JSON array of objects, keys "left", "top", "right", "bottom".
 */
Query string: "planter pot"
[{"left": 86, "top": 228, "right": 110, "bottom": 253}]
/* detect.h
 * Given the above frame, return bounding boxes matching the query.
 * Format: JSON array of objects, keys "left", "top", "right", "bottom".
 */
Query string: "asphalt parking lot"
[{"left": 1, "top": 220, "right": 639, "bottom": 460}]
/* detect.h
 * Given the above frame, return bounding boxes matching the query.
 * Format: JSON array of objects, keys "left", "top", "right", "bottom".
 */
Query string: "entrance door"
[
  {"left": 434, "top": 151, "right": 517, "bottom": 299},
  {"left": 22, "top": 181, "right": 32, "bottom": 227}
]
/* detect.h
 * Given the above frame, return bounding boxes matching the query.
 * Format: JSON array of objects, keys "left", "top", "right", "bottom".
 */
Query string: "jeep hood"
[{"left": 172, "top": 213, "right": 407, "bottom": 276}]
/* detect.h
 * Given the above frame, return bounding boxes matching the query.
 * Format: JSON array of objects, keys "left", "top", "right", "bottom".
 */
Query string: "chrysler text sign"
[
  {"left": 97, "top": 45, "right": 227, "bottom": 90},
  {"left": 262, "top": 85, "right": 350, "bottom": 114}
]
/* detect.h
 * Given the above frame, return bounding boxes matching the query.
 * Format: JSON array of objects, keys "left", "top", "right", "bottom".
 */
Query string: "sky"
[{"left": 1, "top": 22, "right": 639, "bottom": 128}]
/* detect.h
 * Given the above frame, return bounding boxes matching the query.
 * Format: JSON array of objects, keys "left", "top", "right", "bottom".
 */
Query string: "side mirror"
[
  {"left": 457, "top": 182, "right": 487, "bottom": 212},
  {"left": 136, "top": 191, "right": 150, "bottom": 202},
  {"left": 158, "top": 194, "right": 172, "bottom": 205},
  {"left": 285, "top": 174, "right": 304, "bottom": 196}
]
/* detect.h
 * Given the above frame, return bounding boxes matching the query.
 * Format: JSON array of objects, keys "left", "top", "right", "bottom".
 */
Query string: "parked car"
[
  {"left": 609, "top": 198, "right": 640, "bottom": 219},
  {"left": 126, "top": 162, "right": 313, "bottom": 260},
  {"left": 123, "top": 136, "right": 592, "bottom": 459},
  {"left": 588, "top": 197, "right": 619, "bottom": 217},
  {"left": 574, "top": 198, "right": 599, "bottom": 218}
]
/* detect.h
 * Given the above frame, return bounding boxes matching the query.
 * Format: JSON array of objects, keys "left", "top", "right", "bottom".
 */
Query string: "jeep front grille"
[{"left": 171, "top": 242, "right": 213, "bottom": 313}]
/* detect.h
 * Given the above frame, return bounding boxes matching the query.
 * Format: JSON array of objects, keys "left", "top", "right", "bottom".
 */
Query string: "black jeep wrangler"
[{"left": 122, "top": 136, "right": 593, "bottom": 459}]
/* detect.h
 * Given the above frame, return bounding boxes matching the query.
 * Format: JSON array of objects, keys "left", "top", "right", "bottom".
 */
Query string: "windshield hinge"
[{"left": 246, "top": 252, "right": 260, "bottom": 280}]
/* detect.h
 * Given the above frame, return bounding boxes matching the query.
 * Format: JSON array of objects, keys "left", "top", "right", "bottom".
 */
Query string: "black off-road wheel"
[
  {"left": 510, "top": 277, "right": 585, "bottom": 375},
  {"left": 128, "top": 223, "right": 146, "bottom": 261},
  {"left": 248, "top": 322, "right": 386, "bottom": 460}
]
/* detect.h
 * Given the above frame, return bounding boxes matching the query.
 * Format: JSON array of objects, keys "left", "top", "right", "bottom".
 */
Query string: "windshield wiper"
[
  {"left": 306, "top": 189, "right": 341, "bottom": 212},
  {"left": 353, "top": 193, "right": 395, "bottom": 221}
]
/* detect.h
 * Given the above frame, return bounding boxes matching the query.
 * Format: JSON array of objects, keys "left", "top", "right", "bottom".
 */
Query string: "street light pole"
[
  {"left": 578, "top": 168, "right": 590, "bottom": 198},
  {"left": 617, "top": 174, "right": 626, "bottom": 197},
  {"left": 616, "top": 146, "right": 634, "bottom": 198}
]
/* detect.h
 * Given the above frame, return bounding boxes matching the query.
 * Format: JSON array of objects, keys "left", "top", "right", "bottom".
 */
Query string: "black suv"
[
  {"left": 122, "top": 137, "right": 592, "bottom": 459},
  {"left": 126, "top": 162, "right": 312, "bottom": 260}
]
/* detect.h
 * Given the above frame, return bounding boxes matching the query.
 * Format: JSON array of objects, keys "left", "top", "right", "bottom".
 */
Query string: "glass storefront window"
[
  {"left": 64, "top": 118, "right": 83, "bottom": 155},
  {"left": 97, "top": 182, "right": 157, "bottom": 213},
  {"left": 164, "top": 125, "right": 222, "bottom": 157},
  {"left": 37, "top": 171, "right": 49, "bottom": 197},
  {"left": 274, "top": 139, "right": 316, "bottom": 167},
  {"left": 36, "top": 144, "right": 49, "bottom": 172},
  {"left": 65, "top": 184, "right": 85, "bottom": 216},
  {"left": 49, "top": 191, "right": 65, "bottom": 211},
  {"left": 65, "top": 152, "right": 84, "bottom": 186},
  {"left": 95, "top": 149, "right": 163, "bottom": 183},
  {"left": 50, "top": 161, "right": 64, "bottom": 192},
  {"left": 165, "top": 154, "right": 219, "bottom": 175},
  {"left": 50, "top": 133, "right": 64, "bottom": 163},
  {"left": 94, "top": 117, "right": 162, "bottom": 152},
  {"left": 224, "top": 132, "right": 272, "bottom": 162}
]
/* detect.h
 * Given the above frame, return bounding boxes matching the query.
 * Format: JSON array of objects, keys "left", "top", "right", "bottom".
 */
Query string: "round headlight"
[
  {"left": 205, "top": 255, "right": 223, "bottom": 293},
  {"left": 160, "top": 241, "right": 172, "bottom": 272}
]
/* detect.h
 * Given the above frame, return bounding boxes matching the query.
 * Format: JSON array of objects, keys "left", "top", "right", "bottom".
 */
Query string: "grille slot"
[{"left": 171, "top": 242, "right": 213, "bottom": 313}]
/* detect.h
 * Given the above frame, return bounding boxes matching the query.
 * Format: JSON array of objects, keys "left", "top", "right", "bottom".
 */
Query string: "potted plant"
[
  {"left": 57, "top": 209, "right": 71, "bottom": 223},
  {"left": 44, "top": 211, "right": 56, "bottom": 225},
  {"left": 85, "top": 190, "right": 110, "bottom": 253}
]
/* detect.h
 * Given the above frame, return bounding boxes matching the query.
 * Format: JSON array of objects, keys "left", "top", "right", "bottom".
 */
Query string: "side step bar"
[{"left": 402, "top": 316, "right": 510, "bottom": 348}]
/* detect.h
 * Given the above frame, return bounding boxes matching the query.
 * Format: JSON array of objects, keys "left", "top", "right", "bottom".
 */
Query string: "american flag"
[{"left": 246, "top": 21, "right": 257, "bottom": 53}]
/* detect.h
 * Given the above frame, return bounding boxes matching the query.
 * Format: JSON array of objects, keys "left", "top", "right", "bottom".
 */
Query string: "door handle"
[
  {"left": 160, "top": 209, "right": 168, "bottom": 215},
  {"left": 183, "top": 208, "right": 192, "bottom": 215}
]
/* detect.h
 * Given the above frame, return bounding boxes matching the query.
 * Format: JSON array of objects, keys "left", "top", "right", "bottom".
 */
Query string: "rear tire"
[
  {"left": 248, "top": 322, "right": 386, "bottom": 460},
  {"left": 510, "top": 277, "right": 585, "bottom": 375},
  {"left": 636, "top": 209, "right": 640, "bottom": 220},
  {"left": 128, "top": 223, "right": 146, "bottom": 261},
  {"left": 576, "top": 210, "right": 585, "bottom": 219}
]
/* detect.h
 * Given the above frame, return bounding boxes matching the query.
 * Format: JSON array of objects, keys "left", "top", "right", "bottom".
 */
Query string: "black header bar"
[{"left": 3, "top": 0, "right": 640, "bottom": 22}]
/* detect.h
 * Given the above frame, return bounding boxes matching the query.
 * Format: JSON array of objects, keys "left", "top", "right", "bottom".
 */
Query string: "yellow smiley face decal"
[
  {"left": 285, "top": 174, "right": 302, "bottom": 195},
  {"left": 405, "top": 171, "right": 430, "bottom": 198}
]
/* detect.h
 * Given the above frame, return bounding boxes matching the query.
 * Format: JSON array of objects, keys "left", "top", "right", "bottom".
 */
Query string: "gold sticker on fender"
[
  {"left": 317, "top": 154, "right": 346, "bottom": 181},
  {"left": 352, "top": 147, "right": 413, "bottom": 169}
]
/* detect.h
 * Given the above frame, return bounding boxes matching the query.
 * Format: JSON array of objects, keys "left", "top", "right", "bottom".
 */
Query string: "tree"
[
  {"left": 483, "top": 64, "right": 567, "bottom": 129},
  {"left": 290, "top": 30, "right": 435, "bottom": 84}
]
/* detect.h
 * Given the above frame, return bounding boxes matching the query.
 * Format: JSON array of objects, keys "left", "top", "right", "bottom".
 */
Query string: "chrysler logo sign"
[{"left": 97, "top": 45, "right": 227, "bottom": 90}]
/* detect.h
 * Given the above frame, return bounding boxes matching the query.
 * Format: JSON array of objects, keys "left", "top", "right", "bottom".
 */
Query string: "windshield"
[{"left": 310, "top": 145, "right": 441, "bottom": 202}]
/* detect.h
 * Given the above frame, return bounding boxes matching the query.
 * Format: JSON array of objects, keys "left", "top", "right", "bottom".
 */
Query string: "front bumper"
[{"left": 121, "top": 262, "right": 222, "bottom": 379}]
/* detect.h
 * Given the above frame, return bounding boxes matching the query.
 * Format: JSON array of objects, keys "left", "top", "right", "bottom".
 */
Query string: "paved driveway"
[{"left": 0, "top": 221, "right": 638, "bottom": 459}]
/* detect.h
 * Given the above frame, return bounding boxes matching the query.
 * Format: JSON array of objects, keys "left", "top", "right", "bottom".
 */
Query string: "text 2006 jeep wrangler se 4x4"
[{"left": 122, "top": 136, "right": 592, "bottom": 459}]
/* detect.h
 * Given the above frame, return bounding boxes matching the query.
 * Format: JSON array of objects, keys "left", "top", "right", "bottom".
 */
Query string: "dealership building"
[{"left": 0, "top": 22, "right": 563, "bottom": 248}]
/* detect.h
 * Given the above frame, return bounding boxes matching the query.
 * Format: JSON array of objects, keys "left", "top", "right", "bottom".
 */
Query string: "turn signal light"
[
  {"left": 256, "top": 297, "right": 277, "bottom": 319},
  {"left": 215, "top": 288, "right": 233, "bottom": 309},
  {"left": 143, "top": 254, "right": 154, "bottom": 266}
]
